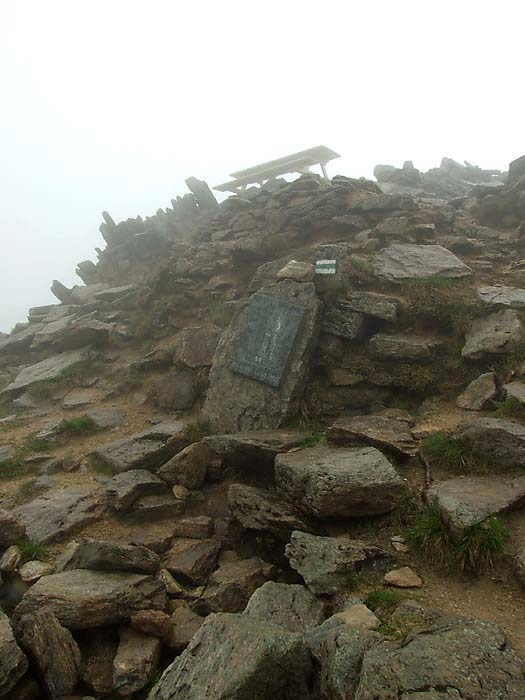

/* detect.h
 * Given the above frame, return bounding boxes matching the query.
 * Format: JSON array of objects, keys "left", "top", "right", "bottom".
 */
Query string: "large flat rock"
[
  {"left": 203, "top": 279, "right": 321, "bottom": 432},
  {"left": 375, "top": 244, "right": 472, "bottom": 282},
  {"left": 328, "top": 413, "right": 418, "bottom": 457},
  {"left": 427, "top": 475, "right": 525, "bottom": 534},
  {"left": 455, "top": 417, "right": 525, "bottom": 468},
  {"left": 244, "top": 582, "right": 326, "bottom": 632},
  {"left": 369, "top": 333, "right": 442, "bottom": 360},
  {"left": 14, "top": 570, "right": 167, "bottom": 630},
  {"left": 203, "top": 429, "right": 307, "bottom": 468},
  {"left": 2, "top": 348, "right": 91, "bottom": 395},
  {"left": 12, "top": 484, "right": 106, "bottom": 544},
  {"left": 462, "top": 309, "right": 523, "bottom": 359},
  {"left": 478, "top": 285, "right": 525, "bottom": 308},
  {"left": 147, "top": 613, "right": 314, "bottom": 700},
  {"left": 275, "top": 446, "right": 404, "bottom": 518}
]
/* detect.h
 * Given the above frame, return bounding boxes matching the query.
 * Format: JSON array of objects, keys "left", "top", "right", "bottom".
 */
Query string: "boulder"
[
  {"left": 384, "top": 566, "right": 423, "bottom": 588},
  {"left": 375, "top": 244, "right": 472, "bottom": 282},
  {"left": 199, "top": 557, "right": 276, "bottom": 613},
  {"left": 165, "top": 538, "right": 222, "bottom": 585},
  {"left": 369, "top": 333, "right": 442, "bottom": 360},
  {"left": 86, "top": 408, "right": 127, "bottom": 429},
  {"left": 14, "top": 570, "right": 167, "bottom": 629},
  {"left": 158, "top": 442, "right": 211, "bottom": 489},
  {"left": 244, "top": 582, "right": 326, "bottom": 632},
  {"left": 478, "top": 285, "right": 525, "bottom": 308},
  {"left": 456, "top": 372, "right": 497, "bottom": 410},
  {"left": 151, "top": 369, "right": 197, "bottom": 411},
  {"left": 276, "top": 260, "right": 314, "bottom": 282},
  {"left": 203, "top": 279, "right": 322, "bottom": 432},
  {"left": 95, "top": 284, "right": 136, "bottom": 302},
  {"left": 106, "top": 470, "right": 167, "bottom": 511},
  {"left": 2, "top": 348, "right": 91, "bottom": 395},
  {"left": 228, "top": 483, "right": 311, "bottom": 539},
  {"left": 170, "top": 602, "right": 205, "bottom": 650},
  {"left": 504, "top": 381, "right": 525, "bottom": 405},
  {"left": 455, "top": 417, "right": 525, "bottom": 468},
  {"left": 203, "top": 429, "right": 307, "bottom": 468},
  {"left": 12, "top": 485, "right": 105, "bottom": 544},
  {"left": 69, "top": 283, "right": 108, "bottom": 305},
  {"left": 172, "top": 516, "right": 214, "bottom": 539},
  {"left": 0, "top": 610, "right": 27, "bottom": 698},
  {"left": 0, "top": 508, "right": 26, "bottom": 547},
  {"left": 333, "top": 604, "right": 381, "bottom": 630},
  {"left": 275, "top": 446, "right": 404, "bottom": 518},
  {"left": 0, "top": 545, "right": 22, "bottom": 574},
  {"left": 329, "top": 413, "right": 418, "bottom": 457},
  {"left": 343, "top": 291, "right": 398, "bottom": 322},
  {"left": 286, "top": 531, "right": 392, "bottom": 595},
  {"left": 462, "top": 309, "right": 523, "bottom": 359},
  {"left": 0, "top": 324, "right": 43, "bottom": 355},
  {"left": 354, "top": 617, "right": 525, "bottom": 699},
  {"left": 321, "top": 301, "right": 365, "bottom": 340},
  {"left": 131, "top": 610, "right": 173, "bottom": 644},
  {"left": 147, "top": 613, "right": 314, "bottom": 700},
  {"left": 131, "top": 493, "right": 185, "bottom": 519},
  {"left": 14, "top": 607, "right": 82, "bottom": 697},
  {"left": 19, "top": 560, "right": 53, "bottom": 583},
  {"left": 180, "top": 325, "right": 222, "bottom": 368},
  {"left": 56, "top": 538, "right": 161, "bottom": 574},
  {"left": 427, "top": 474, "right": 525, "bottom": 534},
  {"left": 113, "top": 628, "right": 161, "bottom": 696}
]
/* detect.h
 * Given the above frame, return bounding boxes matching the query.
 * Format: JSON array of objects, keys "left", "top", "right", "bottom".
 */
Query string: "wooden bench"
[{"left": 214, "top": 145, "right": 340, "bottom": 194}]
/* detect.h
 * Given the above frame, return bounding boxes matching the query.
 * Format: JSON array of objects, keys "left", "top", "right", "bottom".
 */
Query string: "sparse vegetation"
[
  {"left": 494, "top": 396, "right": 525, "bottom": 419},
  {"left": 24, "top": 436, "right": 52, "bottom": 453},
  {"left": 208, "top": 303, "right": 235, "bottom": 327},
  {"left": 186, "top": 419, "right": 212, "bottom": 443},
  {"left": 422, "top": 432, "right": 468, "bottom": 470},
  {"left": 18, "top": 539, "right": 50, "bottom": 562},
  {"left": 60, "top": 415, "right": 99, "bottom": 435},
  {"left": 406, "top": 506, "right": 452, "bottom": 564},
  {"left": 0, "top": 456, "right": 37, "bottom": 481},
  {"left": 365, "top": 588, "right": 406, "bottom": 612},
  {"left": 378, "top": 610, "right": 428, "bottom": 640},
  {"left": 87, "top": 454, "right": 113, "bottom": 475},
  {"left": 28, "top": 360, "right": 95, "bottom": 399},
  {"left": 13, "top": 478, "right": 50, "bottom": 505},
  {"left": 299, "top": 431, "right": 327, "bottom": 448},
  {"left": 391, "top": 488, "right": 423, "bottom": 527}
]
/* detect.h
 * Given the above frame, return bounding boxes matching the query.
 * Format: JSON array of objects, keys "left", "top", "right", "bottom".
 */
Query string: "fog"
[{"left": 1, "top": 0, "right": 523, "bottom": 332}]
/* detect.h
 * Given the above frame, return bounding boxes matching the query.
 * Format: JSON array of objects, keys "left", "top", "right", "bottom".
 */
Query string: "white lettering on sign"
[{"left": 315, "top": 259, "right": 337, "bottom": 275}]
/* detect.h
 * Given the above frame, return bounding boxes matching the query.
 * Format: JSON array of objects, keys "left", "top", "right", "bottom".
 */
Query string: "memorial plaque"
[{"left": 231, "top": 294, "right": 306, "bottom": 387}]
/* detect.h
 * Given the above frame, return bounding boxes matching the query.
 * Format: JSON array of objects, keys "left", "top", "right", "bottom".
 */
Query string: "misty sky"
[{"left": 1, "top": 0, "right": 524, "bottom": 333}]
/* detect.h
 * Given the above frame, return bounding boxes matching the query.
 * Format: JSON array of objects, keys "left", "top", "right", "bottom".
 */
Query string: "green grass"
[
  {"left": 391, "top": 488, "right": 423, "bottom": 527},
  {"left": 59, "top": 415, "right": 99, "bottom": 435},
  {"left": 24, "top": 437, "right": 52, "bottom": 453},
  {"left": 299, "top": 431, "right": 327, "bottom": 448},
  {"left": 344, "top": 570, "right": 382, "bottom": 592},
  {"left": 494, "top": 396, "right": 525, "bottom": 419},
  {"left": 13, "top": 478, "right": 50, "bottom": 505},
  {"left": 365, "top": 588, "right": 406, "bottom": 612},
  {"left": 378, "top": 611, "right": 427, "bottom": 640},
  {"left": 18, "top": 539, "right": 50, "bottom": 562},
  {"left": 422, "top": 432, "right": 468, "bottom": 470},
  {"left": 186, "top": 419, "right": 212, "bottom": 443},
  {"left": 406, "top": 507, "right": 451, "bottom": 564},
  {"left": 0, "top": 457, "right": 37, "bottom": 481}
]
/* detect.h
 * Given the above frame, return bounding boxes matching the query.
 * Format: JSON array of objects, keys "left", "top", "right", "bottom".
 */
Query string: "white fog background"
[{"left": 1, "top": 0, "right": 524, "bottom": 332}]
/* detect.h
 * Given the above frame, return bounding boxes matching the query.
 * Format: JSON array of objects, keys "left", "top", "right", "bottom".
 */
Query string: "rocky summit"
[{"left": 1, "top": 155, "right": 525, "bottom": 699}]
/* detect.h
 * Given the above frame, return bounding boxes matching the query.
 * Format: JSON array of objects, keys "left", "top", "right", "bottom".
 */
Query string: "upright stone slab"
[{"left": 203, "top": 280, "right": 321, "bottom": 432}]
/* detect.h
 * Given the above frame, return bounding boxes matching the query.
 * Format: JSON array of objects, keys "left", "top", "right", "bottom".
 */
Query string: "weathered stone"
[
  {"left": 0, "top": 545, "right": 22, "bottom": 574},
  {"left": 95, "top": 284, "right": 136, "bottom": 302},
  {"left": 147, "top": 613, "right": 314, "bottom": 700},
  {"left": 113, "top": 628, "right": 161, "bottom": 697},
  {"left": 516, "top": 544, "right": 525, "bottom": 586},
  {"left": 375, "top": 244, "right": 472, "bottom": 282},
  {"left": 86, "top": 408, "right": 127, "bottom": 429},
  {"left": 165, "top": 539, "right": 222, "bottom": 585},
  {"left": 276, "top": 260, "right": 314, "bottom": 282},
  {"left": 333, "top": 604, "right": 381, "bottom": 630},
  {"left": 130, "top": 610, "right": 173, "bottom": 643},
  {"left": 464, "top": 308, "right": 523, "bottom": 359},
  {"left": 106, "top": 470, "right": 167, "bottom": 511},
  {"left": 170, "top": 602, "right": 204, "bottom": 650},
  {"left": 199, "top": 557, "right": 276, "bottom": 613},
  {"left": 14, "top": 607, "right": 82, "bottom": 697},
  {"left": 478, "top": 285, "right": 525, "bottom": 308},
  {"left": 321, "top": 300, "right": 365, "bottom": 340},
  {"left": 2, "top": 348, "right": 91, "bottom": 395},
  {"left": 0, "top": 508, "right": 26, "bottom": 547},
  {"left": 354, "top": 618, "right": 525, "bottom": 699},
  {"left": 228, "top": 483, "right": 311, "bottom": 539},
  {"left": 132, "top": 493, "right": 185, "bottom": 519},
  {"left": 427, "top": 474, "right": 525, "bottom": 534},
  {"left": 180, "top": 325, "right": 222, "bottom": 368},
  {"left": 0, "top": 610, "right": 28, "bottom": 697},
  {"left": 69, "top": 283, "right": 108, "bottom": 305},
  {"left": 151, "top": 369, "right": 197, "bottom": 411},
  {"left": 19, "top": 560, "right": 54, "bottom": 583},
  {"left": 504, "top": 381, "right": 525, "bottom": 405},
  {"left": 81, "top": 629, "right": 118, "bottom": 696},
  {"left": 0, "top": 445, "right": 16, "bottom": 462},
  {"left": 329, "top": 413, "right": 418, "bottom": 457},
  {"left": 172, "top": 516, "right": 214, "bottom": 539},
  {"left": 325, "top": 367, "right": 364, "bottom": 386},
  {"left": 203, "top": 279, "right": 321, "bottom": 432},
  {"left": 344, "top": 291, "right": 399, "bottom": 322},
  {"left": 286, "top": 531, "right": 392, "bottom": 595},
  {"left": 244, "top": 582, "right": 326, "bottom": 632},
  {"left": 62, "top": 388, "right": 97, "bottom": 408},
  {"left": 384, "top": 566, "right": 423, "bottom": 588},
  {"left": 455, "top": 417, "right": 525, "bottom": 468},
  {"left": 56, "top": 538, "right": 161, "bottom": 574},
  {"left": 0, "top": 324, "right": 43, "bottom": 355},
  {"left": 12, "top": 485, "right": 105, "bottom": 543},
  {"left": 275, "top": 446, "right": 404, "bottom": 518},
  {"left": 203, "top": 429, "right": 307, "bottom": 468},
  {"left": 456, "top": 372, "right": 497, "bottom": 410},
  {"left": 158, "top": 442, "right": 211, "bottom": 488},
  {"left": 369, "top": 333, "right": 442, "bottom": 360},
  {"left": 15, "top": 570, "right": 167, "bottom": 629}
]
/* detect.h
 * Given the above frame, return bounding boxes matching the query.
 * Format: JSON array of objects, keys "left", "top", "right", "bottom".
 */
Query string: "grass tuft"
[
  {"left": 365, "top": 588, "right": 406, "bottom": 612},
  {"left": 494, "top": 396, "right": 525, "bottom": 419},
  {"left": 300, "top": 431, "right": 327, "bottom": 448},
  {"left": 422, "top": 432, "right": 468, "bottom": 470},
  {"left": 186, "top": 419, "right": 212, "bottom": 443},
  {"left": 60, "top": 416, "right": 99, "bottom": 435},
  {"left": 18, "top": 539, "right": 50, "bottom": 562}
]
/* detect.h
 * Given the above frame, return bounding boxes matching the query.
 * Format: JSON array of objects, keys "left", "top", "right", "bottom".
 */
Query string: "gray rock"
[
  {"left": 132, "top": 493, "right": 185, "bottom": 518},
  {"left": 19, "top": 560, "right": 54, "bottom": 583},
  {"left": 455, "top": 417, "right": 525, "bottom": 468},
  {"left": 203, "top": 279, "right": 321, "bottom": 432},
  {"left": 180, "top": 325, "right": 222, "bottom": 368},
  {"left": 56, "top": 538, "right": 161, "bottom": 574},
  {"left": 516, "top": 544, "right": 525, "bottom": 586},
  {"left": 478, "top": 285, "right": 525, "bottom": 308},
  {"left": 165, "top": 538, "right": 222, "bottom": 585},
  {"left": 244, "top": 582, "right": 326, "bottom": 632},
  {"left": 354, "top": 617, "right": 525, "bottom": 699},
  {"left": 147, "top": 613, "right": 314, "bottom": 700},
  {"left": 86, "top": 408, "right": 127, "bottom": 429},
  {"left": 95, "top": 284, "right": 136, "bottom": 302},
  {"left": 228, "top": 483, "right": 311, "bottom": 539},
  {"left": 275, "top": 446, "right": 404, "bottom": 518},
  {"left": 375, "top": 244, "right": 472, "bottom": 282},
  {"left": 170, "top": 602, "right": 205, "bottom": 650},
  {"left": 69, "top": 283, "right": 108, "bottom": 305},
  {"left": 151, "top": 369, "right": 197, "bottom": 411},
  {"left": 0, "top": 324, "right": 43, "bottom": 355},
  {"left": 15, "top": 569, "right": 167, "bottom": 629},
  {"left": 369, "top": 333, "right": 442, "bottom": 360},
  {"left": 329, "top": 413, "right": 418, "bottom": 457},
  {"left": 427, "top": 475, "right": 525, "bottom": 534},
  {"left": 2, "top": 348, "right": 91, "bottom": 395},
  {"left": 62, "top": 388, "right": 97, "bottom": 408},
  {"left": 0, "top": 445, "right": 16, "bottom": 462},
  {"left": 504, "top": 381, "right": 525, "bottom": 405},
  {"left": 285, "top": 531, "right": 392, "bottom": 595},
  {"left": 172, "top": 516, "right": 214, "bottom": 539},
  {"left": 12, "top": 485, "right": 105, "bottom": 544},
  {"left": 158, "top": 442, "right": 211, "bottom": 489},
  {"left": 106, "top": 470, "right": 167, "bottom": 511},
  {"left": 343, "top": 291, "right": 399, "bottom": 322},
  {"left": 0, "top": 508, "right": 26, "bottom": 547},
  {"left": 462, "top": 309, "right": 523, "bottom": 359},
  {"left": 0, "top": 545, "right": 22, "bottom": 573},
  {"left": 113, "top": 628, "right": 160, "bottom": 696},
  {"left": 456, "top": 373, "right": 497, "bottom": 410},
  {"left": 14, "top": 607, "right": 82, "bottom": 697},
  {"left": 199, "top": 557, "right": 276, "bottom": 613},
  {"left": 321, "top": 301, "right": 365, "bottom": 340},
  {"left": 0, "top": 610, "right": 28, "bottom": 697},
  {"left": 203, "top": 429, "right": 307, "bottom": 468}
]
